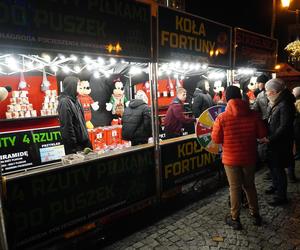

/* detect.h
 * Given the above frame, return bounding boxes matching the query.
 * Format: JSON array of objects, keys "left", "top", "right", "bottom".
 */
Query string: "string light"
[{"left": 285, "top": 40, "right": 300, "bottom": 61}]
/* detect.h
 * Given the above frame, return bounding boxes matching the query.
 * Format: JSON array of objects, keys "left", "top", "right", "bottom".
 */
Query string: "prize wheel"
[{"left": 195, "top": 105, "right": 226, "bottom": 154}]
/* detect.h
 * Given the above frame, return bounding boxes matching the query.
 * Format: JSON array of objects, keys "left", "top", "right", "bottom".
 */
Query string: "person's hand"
[{"left": 258, "top": 137, "right": 269, "bottom": 144}]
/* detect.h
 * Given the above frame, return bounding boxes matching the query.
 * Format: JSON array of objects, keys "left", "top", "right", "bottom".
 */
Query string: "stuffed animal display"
[
  {"left": 106, "top": 79, "right": 128, "bottom": 117},
  {"left": 77, "top": 80, "right": 99, "bottom": 129}
]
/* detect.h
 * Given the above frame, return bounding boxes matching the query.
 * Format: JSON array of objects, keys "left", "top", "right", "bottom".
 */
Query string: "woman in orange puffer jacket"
[{"left": 212, "top": 85, "right": 267, "bottom": 230}]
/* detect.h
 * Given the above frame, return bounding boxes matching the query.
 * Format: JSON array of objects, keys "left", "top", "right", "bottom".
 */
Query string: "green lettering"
[
  {"left": 22, "top": 134, "right": 30, "bottom": 144},
  {"left": 32, "top": 133, "right": 40, "bottom": 143}
]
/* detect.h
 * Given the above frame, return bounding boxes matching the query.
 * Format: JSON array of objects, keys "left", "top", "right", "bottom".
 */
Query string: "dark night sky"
[{"left": 185, "top": 0, "right": 297, "bottom": 63}]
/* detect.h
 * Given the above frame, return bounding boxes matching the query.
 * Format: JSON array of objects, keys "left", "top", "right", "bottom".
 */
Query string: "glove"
[
  {"left": 106, "top": 102, "right": 113, "bottom": 111},
  {"left": 91, "top": 101, "right": 99, "bottom": 111}
]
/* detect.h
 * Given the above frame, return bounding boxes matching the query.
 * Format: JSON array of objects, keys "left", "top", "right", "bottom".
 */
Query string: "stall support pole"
[
  {"left": 0, "top": 165, "right": 8, "bottom": 250},
  {"left": 149, "top": 62, "right": 162, "bottom": 202},
  {"left": 129, "top": 75, "right": 133, "bottom": 100}
]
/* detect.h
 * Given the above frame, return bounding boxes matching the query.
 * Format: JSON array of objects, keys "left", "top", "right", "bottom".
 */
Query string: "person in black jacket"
[
  {"left": 58, "top": 76, "right": 92, "bottom": 155},
  {"left": 260, "top": 78, "right": 296, "bottom": 206},
  {"left": 191, "top": 79, "right": 214, "bottom": 118},
  {"left": 122, "top": 90, "right": 152, "bottom": 146}
]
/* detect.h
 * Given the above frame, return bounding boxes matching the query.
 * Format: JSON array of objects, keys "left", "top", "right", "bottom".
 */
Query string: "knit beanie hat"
[
  {"left": 225, "top": 85, "right": 242, "bottom": 102},
  {"left": 265, "top": 78, "right": 285, "bottom": 93},
  {"left": 256, "top": 74, "right": 269, "bottom": 84}
]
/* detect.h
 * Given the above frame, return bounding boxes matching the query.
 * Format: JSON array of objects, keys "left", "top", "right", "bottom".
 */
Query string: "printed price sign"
[{"left": 0, "top": 127, "right": 64, "bottom": 174}]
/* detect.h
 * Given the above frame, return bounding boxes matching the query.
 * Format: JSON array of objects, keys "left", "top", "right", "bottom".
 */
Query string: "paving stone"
[
  {"left": 103, "top": 165, "right": 300, "bottom": 249},
  {"left": 132, "top": 242, "right": 144, "bottom": 248}
]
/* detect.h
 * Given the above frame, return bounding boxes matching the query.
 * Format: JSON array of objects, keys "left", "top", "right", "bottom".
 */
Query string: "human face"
[
  {"left": 204, "top": 81, "right": 210, "bottom": 92},
  {"left": 258, "top": 82, "right": 264, "bottom": 90},
  {"left": 178, "top": 91, "right": 187, "bottom": 102},
  {"left": 266, "top": 89, "right": 278, "bottom": 102}
]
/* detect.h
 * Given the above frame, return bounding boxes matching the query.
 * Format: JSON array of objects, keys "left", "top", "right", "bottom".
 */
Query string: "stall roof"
[{"left": 276, "top": 63, "right": 300, "bottom": 77}]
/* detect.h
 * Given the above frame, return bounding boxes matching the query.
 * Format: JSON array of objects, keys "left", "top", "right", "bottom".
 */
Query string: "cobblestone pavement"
[{"left": 102, "top": 163, "right": 300, "bottom": 250}]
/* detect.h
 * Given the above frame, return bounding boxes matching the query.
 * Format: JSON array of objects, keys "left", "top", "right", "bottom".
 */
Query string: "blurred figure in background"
[
  {"left": 191, "top": 79, "right": 214, "bottom": 118},
  {"left": 254, "top": 74, "right": 269, "bottom": 98},
  {"left": 293, "top": 86, "right": 300, "bottom": 161},
  {"left": 252, "top": 74, "right": 270, "bottom": 122},
  {"left": 122, "top": 90, "right": 152, "bottom": 146},
  {"left": 260, "top": 78, "right": 295, "bottom": 205},
  {"left": 164, "top": 87, "right": 196, "bottom": 139},
  {"left": 252, "top": 74, "right": 270, "bottom": 175}
]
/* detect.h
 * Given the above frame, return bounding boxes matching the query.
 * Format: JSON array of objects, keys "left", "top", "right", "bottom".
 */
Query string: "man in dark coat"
[
  {"left": 58, "top": 76, "right": 92, "bottom": 155},
  {"left": 164, "top": 87, "right": 195, "bottom": 139},
  {"left": 191, "top": 79, "right": 214, "bottom": 118},
  {"left": 122, "top": 90, "right": 152, "bottom": 145},
  {"left": 260, "top": 78, "right": 296, "bottom": 206}
]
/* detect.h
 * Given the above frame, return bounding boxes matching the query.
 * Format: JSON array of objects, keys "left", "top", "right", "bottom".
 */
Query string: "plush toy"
[
  {"left": 213, "top": 80, "right": 225, "bottom": 104},
  {"left": 77, "top": 80, "right": 99, "bottom": 129},
  {"left": 0, "top": 86, "right": 12, "bottom": 102},
  {"left": 18, "top": 71, "right": 29, "bottom": 90},
  {"left": 106, "top": 79, "right": 128, "bottom": 117},
  {"left": 41, "top": 68, "right": 51, "bottom": 92},
  {"left": 246, "top": 76, "right": 257, "bottom": 104}
]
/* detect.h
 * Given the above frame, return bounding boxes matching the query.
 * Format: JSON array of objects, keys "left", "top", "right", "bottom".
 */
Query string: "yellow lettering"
[
  {"left": 182, "top": 159, "right": 189, "bottom": 173},
  {"left": 179, "top": 34, "right": 187, "bottom": 49},
  {"left": 165, "top": 164, "right": 173, "bottom": 178},
  {"left": 183, "top": 18, "right": 191, "bottom": 33},
  {"left": 170, "top": 32, "right": 178, "bottom": 48},
  {"left": 199, "top": 23, "right": 206, "bottom": 36},
  {"left": 161, "top": 30, "right": 169, "bottom": 46},
  {"left": 175, "top": 16, "right": 183, "bottom": 31},
  {"left": 173, "top": 162, "right": 181, "bottom": 176}
]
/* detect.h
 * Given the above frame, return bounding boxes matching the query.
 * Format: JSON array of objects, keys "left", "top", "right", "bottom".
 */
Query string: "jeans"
[
  {"left": 224, "top": 165, "right": 259, "bottom": 220},
  {"left": 268, "top": 156, "right": 287, "bottom": 199}
]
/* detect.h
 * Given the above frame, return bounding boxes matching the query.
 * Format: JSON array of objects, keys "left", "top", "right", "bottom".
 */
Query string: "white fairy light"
[
  {"left": 93, "top": 71, "right": 100, "bottom": 78},
  {"left": 74, "top": 65, "right": 81, "bottom": 73},
  {"left": 62, "top": 66, "right": 70, "bottom": 73}
]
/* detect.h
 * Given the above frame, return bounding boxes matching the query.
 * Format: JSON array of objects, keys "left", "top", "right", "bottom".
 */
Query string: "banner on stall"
[
  {"left": 0, "top": 126, "right": 64, "bottom": 174},
  {"left": 160, "top": 137, "right": 220, "bottom": 191},
  {"left": 234, "top": 28, "right": 278, "bottom": 71},
  {"left": 0, "top": 0, "right": 151, "bottom": 59},
  {"left": 158, "top": 6, "right": 232, "bottom": 67},
  {"left": 4, "top": 147, "right": 156, "bottom": 249}
]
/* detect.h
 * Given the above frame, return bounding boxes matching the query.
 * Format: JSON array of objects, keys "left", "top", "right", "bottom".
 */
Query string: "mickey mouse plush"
[
  {"left": 246, "top": 76, "right": 257, "bottom": 104},
  {"left": 106, "top": 79, "right": 129, "bottom": 117},
  {"left": 77, "top": 80, "right": 99, "bottom": 129},
  {"left": 213, "top": 80, "right": 225, "bottom": 104}
]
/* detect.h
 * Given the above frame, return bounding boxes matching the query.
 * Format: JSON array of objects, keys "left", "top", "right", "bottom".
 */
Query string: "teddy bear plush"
[
  {"left": 106, "top": 79, "right": 128, "bottom": 117},
  {"left": 77, "top": 80, "right": 99, "bottom": 129}
]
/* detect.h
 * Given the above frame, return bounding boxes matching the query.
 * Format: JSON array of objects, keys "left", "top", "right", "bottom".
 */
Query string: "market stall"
[
  {"left": 232, "top": 28, "right": 278, "bottom": 103},
  {"left": 156, "top": 6, "right": 232, "bottom": 198},
  {"left": 0, "top": 0, "right": 157, "bottom": 249}
]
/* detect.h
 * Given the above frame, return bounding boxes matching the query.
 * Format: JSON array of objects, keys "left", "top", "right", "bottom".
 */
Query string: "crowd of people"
[
  {"left": 210, "top": 76, "right": 300, "bottom": 230},
  {"left": 57, "top": 75, "right": 299, "bottom": 231}
]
